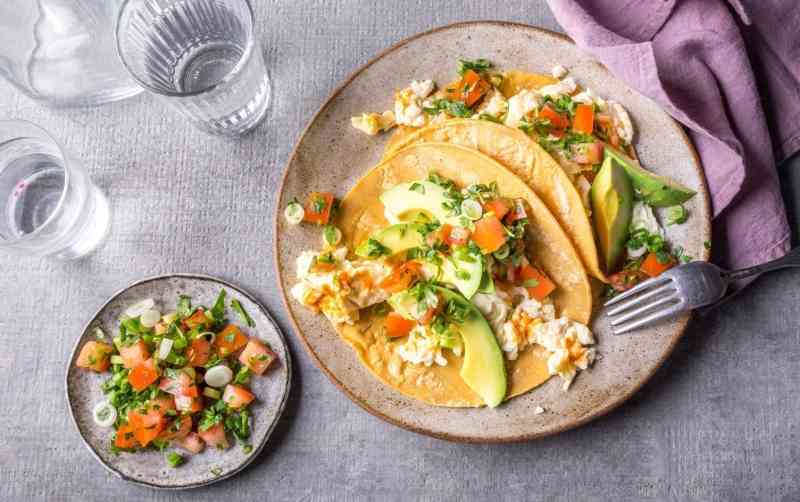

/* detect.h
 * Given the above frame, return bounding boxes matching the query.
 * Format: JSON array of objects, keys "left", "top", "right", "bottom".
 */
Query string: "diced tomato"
[
  {"left": 483, "top": 199, "right": 511, "bottom": 220},
  {"left": 572, "top": 103, "right": 595, "bottom": 134},
  {"left": 471, "top": 215, "right": 507, "bottom": 253},
  {"left": 76, "top": 341, "right": 113, "bottom": 372},
  {"left": 461, "top": 70, "right": 491, "bottom": 107},
  {"left": 175, "top": 395, "right": 203, "bottom": 414},
  {"left": 504, "top": 199, "right": 528, "bottom": 224},
  {"left": 175, "top": 432, "right": 205, "bottom": 454},
  {"left": 128, "top": 407, "right": 167, "bottom": 447},
  {"left": 418, "top": 307, "right": 437, "bottom": 326},
  {"left": 518, "top": 265, "right": 556, "bottom": 301},
  {"left": 641, "top": 252, "right": 675, "bottom": 277},
  {"left": 539, "top": 104, "right": 569, "bottom": 129},
  {"left": 158, "top": 415, "right": 192, "bottom": 440},
  {"left": 596, "top": 113, "right": 619, "bottom": 147},
  {"left": 303, "top": 192, "right": 335, "bottom": 225},
  {"left": 608, "top": 269, "right": 643, "bottom": 292},
  {"left": 183, "top": 308, "right": 211, "bottom": 330},
  {"left": 114, "top": 423, "right": 137, "bottom": 449},
  {"left": 441, "top": 224, "right": 470, "bottom": 246},
  {"left": 385, "top": 312, "right": 415, "bottom": 338},
  {"left": 128, "top": 358, "right": 160, "bottom": 392},
  {"left": 223, "top": 384, "right": 255, "bottom": 409},
  {"left": 159, "top": 370, "right": 198, "bottom": 397},
  {"left": 119, "top": 340, "right": 149, "bottom": 369},
  {"left": 214, "top": 324, "right": 248, "bottom": 357},
  {"left": 149, "top": 395, "right": 176, "bottom": 414},
  {"left": 571, "top": 141, "right": 604, "bottom": 165},
  {"left": 186, "top": 337, "right": 211, "bottom": 367},
  {"left": 379, "top": 261, "right": 422, "bottom": 293},
  {"left": 239, "top": 338, "right": 277, "bottom": 375},
  {"left": 198, "top": 423, "right": 230, "bottom": 450}
]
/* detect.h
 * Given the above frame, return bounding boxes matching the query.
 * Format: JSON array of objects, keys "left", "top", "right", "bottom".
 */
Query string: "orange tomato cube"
[
  {"left": 119, "top": 340, "right": 150, "bottom": 369},
  {"left": 385, "top": 312, "right": 415, "bottom": 338},
  {"left": 239, "top": 338, "right": 277, "bottom": 375},
  {"left": 128, "top": 358, "right": 160, "bottom": 392},
  {"left": 176, "top": 432, "right": 205, "bottom": 454},
  {"left": 183, "top": 309, "right": 212, "bottom": 330},
  {"left": 572, "top": 103, "right": 595, "bottom": 134},
  {"left": 213, "top": 324, "right": 248, "bottom": 356},
  {"left": 483, "top": 199, "right": 511, "bottom": 220},
  {"left": 222, "top": 384, "right": 255, "bottom": 409},
  {"left": 641, "top": 252, "right": 675, "bottom": 277},
  {"left": 76, "top": 341, "right": 113, "bottom": 372},
  {"left": 379, "top": 261, "right": 422, "bottom": 293},
  {"left": 519, "top": 265, "right": 556, "bottom": 301},
  {"left": 198, "top": 422, "right": 229, "bottom": 450},
  {"left": 539, "top": 104, "right": 569, "bottom": 129},
  {"left": 303, "top": 192, "right": 335, "bottom": 225},
  {"left": 128, "top": 407, "right": 166, "bottom": 447},
  {"left": 114, "top": 423, "right": 137, "bottom": 449},
  {"left": 186, "top": 337, "right": 211, "bottom": 367},
  {"left": 471, "top": 215, "right": 507, "bottom": 253}
]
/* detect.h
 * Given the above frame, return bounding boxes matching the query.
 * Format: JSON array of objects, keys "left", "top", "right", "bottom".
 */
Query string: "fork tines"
[{"left": 604, "top": 276, "right": 684, "bottom": 334}]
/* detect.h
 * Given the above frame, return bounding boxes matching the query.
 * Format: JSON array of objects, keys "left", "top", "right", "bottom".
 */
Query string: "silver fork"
[{"left": 604, "top": 247, "right": 800, "bottom": 334}]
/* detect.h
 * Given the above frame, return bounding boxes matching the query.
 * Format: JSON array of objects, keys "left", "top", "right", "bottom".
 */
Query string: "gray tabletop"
[{"left": 1, "top": 1, "right": 799, "bottom": 501}]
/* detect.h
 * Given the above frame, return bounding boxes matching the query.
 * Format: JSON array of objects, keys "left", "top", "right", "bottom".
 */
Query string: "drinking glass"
[
  {"left": 0, "top": 120, "right": 111, "bottom": 259},
  {"left": 116, "top": 0, "right": 271, "bottom": 136}
]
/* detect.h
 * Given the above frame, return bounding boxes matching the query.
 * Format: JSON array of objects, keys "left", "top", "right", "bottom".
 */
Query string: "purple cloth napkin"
[{"left": 547, "top": 0, "right": 796, "bottom": 274}]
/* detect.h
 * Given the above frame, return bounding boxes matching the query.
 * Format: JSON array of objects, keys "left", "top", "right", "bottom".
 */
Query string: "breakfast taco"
[
  {"left": 351, "top": 58, "right": 697, "bottom": 292},
  {"left": 286, "top": 143, "right": 595, "bottom": 407}
]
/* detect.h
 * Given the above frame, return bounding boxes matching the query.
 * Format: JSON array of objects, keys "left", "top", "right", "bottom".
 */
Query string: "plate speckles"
[
  {"left": 65, "top": 274, "right": 291, "bottom": 489},
  {"left": 274, "top": 21, "right": 711, "bottom": 442}
]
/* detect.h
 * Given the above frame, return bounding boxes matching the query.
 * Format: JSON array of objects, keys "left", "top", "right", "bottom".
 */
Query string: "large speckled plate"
[
  {"left": 275, "top": 21, "right": 711, "bottom": 442},
  {"left": 66, "top": 274, "right": 291, "bottom": 488}
]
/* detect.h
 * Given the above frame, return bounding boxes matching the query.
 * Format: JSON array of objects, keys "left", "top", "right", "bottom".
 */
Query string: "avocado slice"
[
  {"left": 355, "top": 223, "right": 425, "bottom": 258},
  {"left": 380, "top": 181, "right": 463, "bottom": 227},
  {"left": 591, "top": 157, "right": 634, "bottom": 273},
  {"left": 604, "top": 147, "right": 696, "bottom": 207},
  {"left": 436, "top": 286, "right": 507, "bottom": 407},
  {"left": 441, "top": 253, "right": 483, "bottom": 299}
]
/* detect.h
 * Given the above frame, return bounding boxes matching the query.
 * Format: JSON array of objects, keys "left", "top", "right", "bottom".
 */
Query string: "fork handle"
[{"left": 724, "top": 246, "right": 800, "bottom": 281}]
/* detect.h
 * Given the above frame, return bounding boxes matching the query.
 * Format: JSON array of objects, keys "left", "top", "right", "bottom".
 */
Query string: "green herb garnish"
[
  {"left": 409, "top": 182, "right": 425, "bottom": 195},
  {"left": 423, "top": 98, "right": 473, "bottom": 117},
  {"left": 231, "top": 299, "right": 254, "bottom": 327},
  {"left": 666, "top": 205, "right": 688, "bottom": 225},
  {"left": 166, "top": 452, "right": 184, "bottom": 468},
  {"left": 457, "top": 58, "right": 492, "bottom": 76},
  {"left": 363, "top": 238, "right": 391, "bottom": 258}
]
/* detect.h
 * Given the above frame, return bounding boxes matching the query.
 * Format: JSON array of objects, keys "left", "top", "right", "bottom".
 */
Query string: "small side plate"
[{"left": 65, "top": 274, "right": 292, "bottom": 489}]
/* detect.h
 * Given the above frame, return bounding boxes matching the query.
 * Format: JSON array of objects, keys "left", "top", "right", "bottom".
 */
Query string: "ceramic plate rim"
[
  {"left": 64, "top": 273, "right": 293, "bottom": 489},
  {"left": 273, "top": 20, "right": 711, "bottom": 442}
]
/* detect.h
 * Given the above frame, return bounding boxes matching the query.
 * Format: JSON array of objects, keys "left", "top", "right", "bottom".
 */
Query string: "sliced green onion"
[
  {"left": 666, "top": 205, "right": 688, "bottom": 225},
  {"left": 110, "top": 355, "right": 124, "bottom": 366},
  {"left": 182, "top": 367, "right": 196, "bottom": 380},
  {"left": 125, "top": 298, "right": 155, "bottom": 318},
  {"left": 322, "top": 225, "right": 342, "bottom": 247},
  {"left": 166, "top": 452, "right": 184, "bottom": 468},
  {"left": 492, "top": 244, "right": 510, "bottom": 260},
  {"left": 92, "top": 401, "right": 117, "bottom": 428},
  {"left": 460, "top": 199, "right": 483, "bottom": 220},
  {"left": 161, "top": 311, "right": 177, "bottom": 324},
  {"left": 112, "top": 336, "right": 123, "bottom": 352},
  {"left": 284, "top": 201, "right": 305, "bottom": 225},
  {"left": 203, "top": 387, "right": 221, "bottom": 399},
  {"left": 198, "top": 332, "right": 216, "bottom": 344},
  {"left": 157, "top": 338, "right": 174, "bottom": 360},
  {"left": 204, "top": 365, "right": 233, "bottom": 388}
]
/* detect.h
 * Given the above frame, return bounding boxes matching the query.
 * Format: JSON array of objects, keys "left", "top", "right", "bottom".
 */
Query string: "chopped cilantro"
[
  {"left": 166, "top": 452, "right": 184, "bottom": 468},
  {"left": 704, "top": 240, "right": 712, "bottom": 250},
  {"left": 363, "top": 239, "right": 391, "bottom": 258},
  {"left": 522, "top": 278, "right": 540, "bottom": 288},
  {"left": 231, "top": 298, "right": 254, "bottom": 327},
  {"left": 457, "top": 58, "right": 492, "bottom": 76},
  {"left": 409, "top": 182, "right": 425, "bottom": 194},
  {"left": 176, "top": 295, "right": 192, "bottom": 319},
  {"left": 666, "top": 205, "right": 688, "bottom": 226},
  {"left": 423, "top": 98, "right": 473, "bottom": 117}
]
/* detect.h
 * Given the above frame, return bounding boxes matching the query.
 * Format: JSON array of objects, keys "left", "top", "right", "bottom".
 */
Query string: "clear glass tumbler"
[
  {"left": 116, "top": 0, "right": 271, "bottom": 136},
  {"left": 0, "top": 120, "right": 111, "bottom": 259}
]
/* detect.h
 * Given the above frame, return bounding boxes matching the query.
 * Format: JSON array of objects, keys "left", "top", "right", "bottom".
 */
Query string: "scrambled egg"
[
  {"left": 351, "top": 111, "right": 396, "bottom": 135},
  {"left": 395, "top": 87, "right": 427, "bottom": 127},
  {"left": 475, "top": 89, "right": 508, "bottom": 119},
  {"left": 291, "top": 248, "right": 391, "bottom": 325},
  {"left": 499, "top": 291, "right": 596, "bottom": 389},
  {"left": 397, "top": 325, "right": 448, "bottom": 367},
  {"left": 537, "top": 76, "right": 577, "bottom": 98},
  {"left": 609, "top": 100, "right": 634, "bottom": 144},
  {"left": 505, "top": 89, "right": 541, "bottom": 128}
]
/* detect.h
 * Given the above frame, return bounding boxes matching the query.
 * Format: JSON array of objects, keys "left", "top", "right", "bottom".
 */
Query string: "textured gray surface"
[{"left": 0, "top": 1, "right": 798, "bottom": 500}]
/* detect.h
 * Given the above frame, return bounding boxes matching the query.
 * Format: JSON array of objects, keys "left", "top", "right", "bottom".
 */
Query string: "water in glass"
[
  {"left": 117, "top": 0, "right": 270, "bottom": 135},
  {"left": 0, "top": 125, "right": 110, "bottom": 259}
]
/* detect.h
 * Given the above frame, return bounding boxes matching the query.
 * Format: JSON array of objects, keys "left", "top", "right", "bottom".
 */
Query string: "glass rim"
[
  {"left": 0, "top": 119, "right": 71, "bottom": 245},
  {"left": 115, "top": 0, "right": 257, "bottom": 98}
]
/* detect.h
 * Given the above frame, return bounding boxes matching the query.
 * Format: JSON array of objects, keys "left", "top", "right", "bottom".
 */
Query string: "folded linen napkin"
[{"left": 546, "top": 0, "right": 795, "bottom": 275}]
